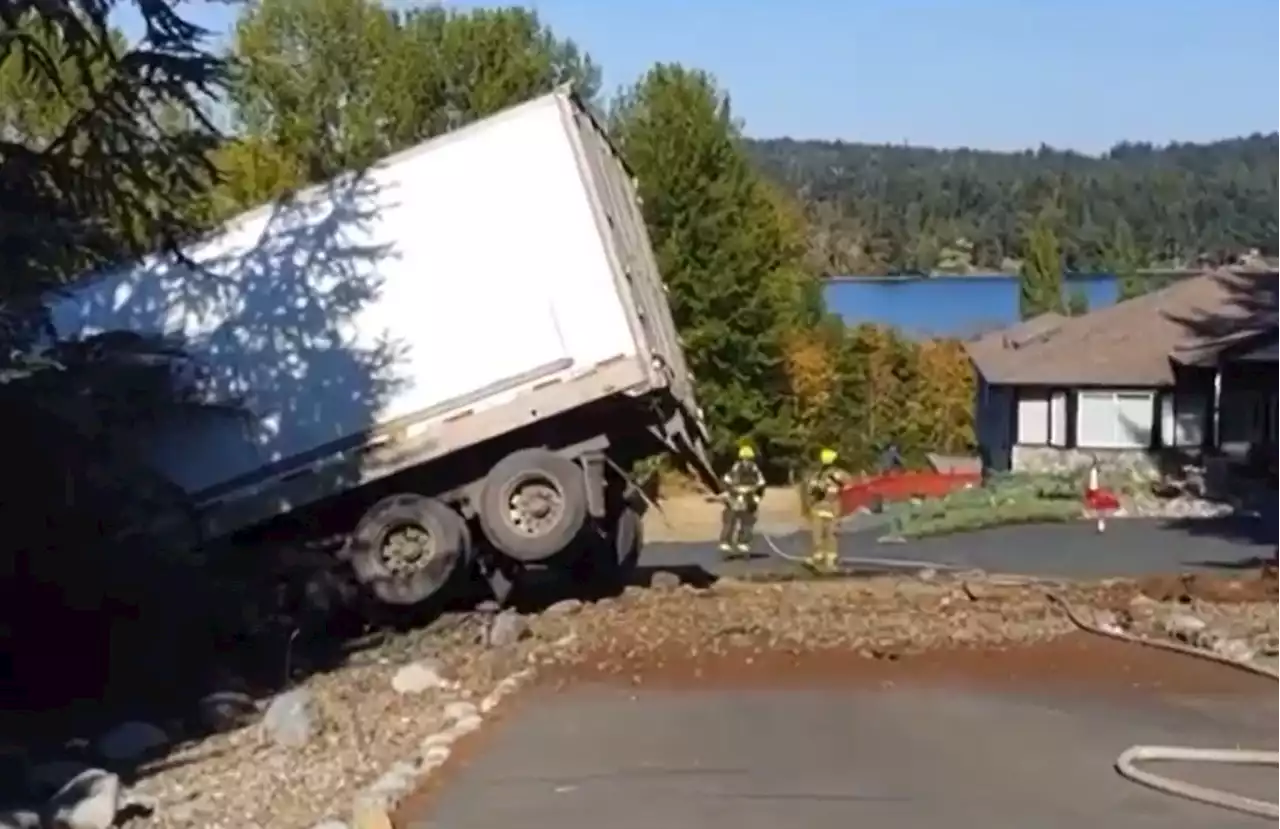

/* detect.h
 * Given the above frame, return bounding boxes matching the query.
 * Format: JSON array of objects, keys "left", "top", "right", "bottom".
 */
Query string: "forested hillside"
[{"left": 747, "top": 133, "right": 1280, "bottom": 276}]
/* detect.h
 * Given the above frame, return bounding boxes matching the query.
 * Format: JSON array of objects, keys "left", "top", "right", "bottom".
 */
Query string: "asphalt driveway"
[
  {"left": 409, "top": 684, "right": 1277, "bottom": 829},
  {"left": 641, "top": 516, "right": 1277, "bottom": 580}
]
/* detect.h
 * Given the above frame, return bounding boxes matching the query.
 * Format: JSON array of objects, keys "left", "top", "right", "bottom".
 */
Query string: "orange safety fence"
[{"left": 839, "top": 469, "right": 982, "bottom": 515}]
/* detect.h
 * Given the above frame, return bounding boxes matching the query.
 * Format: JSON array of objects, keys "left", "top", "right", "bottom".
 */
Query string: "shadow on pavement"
[
  {"left": 1162, "top": 513, "right": 1278, "bottom": 547},
  {"left": 1182, "top": 554, "right": 1279, "bottom": 571}
]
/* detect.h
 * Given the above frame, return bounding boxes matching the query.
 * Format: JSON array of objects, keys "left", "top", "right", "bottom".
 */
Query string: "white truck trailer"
[{"left": 49, "top": 88, "right": 718, "bottom": 607}]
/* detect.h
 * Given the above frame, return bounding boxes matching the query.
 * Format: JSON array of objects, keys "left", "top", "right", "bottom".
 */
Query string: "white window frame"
[
  {"left": 1076, "top": 390, "right": 1155, "bottom": 449},
  {"left": 1016, "top": 389, "right": 1050, "bottom": 445},
  {"left": 1049, "top": 390, "right": 1068, "bottom": 447}
]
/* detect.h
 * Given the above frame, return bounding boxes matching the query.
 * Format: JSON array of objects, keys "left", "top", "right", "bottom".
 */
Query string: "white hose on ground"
[
  {"left": 1047, "top": 592, "right": 1279, "bottom": 820},
  {"left": 755, "top": 528, "right": 972, "bottom": 572}
]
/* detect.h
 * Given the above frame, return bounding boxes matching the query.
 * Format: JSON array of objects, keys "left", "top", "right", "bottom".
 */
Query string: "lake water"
[{"left": 823, "top": 274, "right": 1120, "bottom": 338}]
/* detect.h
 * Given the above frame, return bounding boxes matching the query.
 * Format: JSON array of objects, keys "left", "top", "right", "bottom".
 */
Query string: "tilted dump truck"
[{"left": 49, "top": 88, "right": 718, "bottom": 607}]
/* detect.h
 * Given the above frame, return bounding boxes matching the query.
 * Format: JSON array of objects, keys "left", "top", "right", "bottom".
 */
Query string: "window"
[
  {"left": 1016, "top": 390, "right": 1049, "bottom": 444},
  {"left": 1160, "top": 391, "right": 1206, "bottom": 447},
  {"left": 1077, "top": 390, "right": 1154, "bottom": 449},
  {"left": 1049, "top": 391, "right": 1068, "bottom": 447},
  {"left": 1015, "top": 389, "right": 1068, "bottom": 446}
]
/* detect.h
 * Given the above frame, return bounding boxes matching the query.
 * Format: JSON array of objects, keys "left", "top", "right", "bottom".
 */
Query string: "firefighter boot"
[
  {"left": 734, "top": 506, "right": 756, "bottom": 557},
  {"left": 718, "top": 506, "right": 736, "bottom": 558}
]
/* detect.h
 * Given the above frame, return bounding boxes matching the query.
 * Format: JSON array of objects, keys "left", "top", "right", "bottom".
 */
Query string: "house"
[{"left": 966, "top": 269, "right": 1278, "bottom": 476}]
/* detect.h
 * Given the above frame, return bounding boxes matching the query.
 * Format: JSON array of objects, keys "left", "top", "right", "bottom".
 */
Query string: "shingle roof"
[{"left": 965, "top": 269, "right": 1278, "bottom": 386}]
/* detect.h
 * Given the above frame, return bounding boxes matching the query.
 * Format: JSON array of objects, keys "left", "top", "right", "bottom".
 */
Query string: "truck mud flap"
[{"left": 648, "top": 401, "right": 720, "bottom": 494}]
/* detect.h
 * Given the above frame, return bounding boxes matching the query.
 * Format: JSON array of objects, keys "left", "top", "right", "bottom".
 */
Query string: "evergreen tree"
[
  {"left": 1018, "top": 217, "right": 1065, "bottom": 319},
  {"left": 609, "top": 64, "right": 816, "bottom": 464},
  {"left": 1107, "top": 217, "right": 1149, "bottom": 301}
]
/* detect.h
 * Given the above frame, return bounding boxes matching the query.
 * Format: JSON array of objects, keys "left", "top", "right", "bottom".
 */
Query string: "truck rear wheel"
[
  {"left": 478, "top": 448, "right": 587, "bottom": 562},
  {"left": 347, "top": 494, "right": 468, "bottom": 606}
]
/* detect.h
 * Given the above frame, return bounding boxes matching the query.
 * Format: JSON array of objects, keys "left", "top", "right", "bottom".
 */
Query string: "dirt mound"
[{"left": 538, "top": 632, "right": 1274, "bottom": 695}]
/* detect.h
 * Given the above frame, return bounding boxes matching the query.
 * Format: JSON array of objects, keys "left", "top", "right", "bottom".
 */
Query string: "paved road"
[
  {"left": 412, "top": 685, "right": 1277, "bottom": 829},
  {"left": 641, "top": 516, "right": 1277, "bottom": 580}
]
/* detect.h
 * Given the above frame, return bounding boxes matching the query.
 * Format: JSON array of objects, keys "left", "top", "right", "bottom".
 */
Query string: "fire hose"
[
  {"left": 1049, "top": 591, "right": 1278, "bottom": 820},
  {"left": 748, "top": 527, "right": 1280, "bottom": 819}
]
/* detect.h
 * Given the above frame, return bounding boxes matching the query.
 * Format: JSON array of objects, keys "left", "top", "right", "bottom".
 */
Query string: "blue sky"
[{"left": 117, "top": 0, "right": 1279, "bottom": 152}]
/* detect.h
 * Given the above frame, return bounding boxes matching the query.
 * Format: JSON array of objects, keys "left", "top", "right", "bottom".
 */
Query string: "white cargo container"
[{"left": 51, "top": 88, "right": 717, "bottom": 606}]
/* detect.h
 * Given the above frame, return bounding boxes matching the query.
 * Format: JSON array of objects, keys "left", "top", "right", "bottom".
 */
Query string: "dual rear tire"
[
  {"left": 476, "top": 449, "right": 587, "bottom": 563},
  {"left": 347, "top": 494, "right": 468, "bottom": 606},
  {"left": 346, "top": 448, "right": 634, "bottom": 606}
]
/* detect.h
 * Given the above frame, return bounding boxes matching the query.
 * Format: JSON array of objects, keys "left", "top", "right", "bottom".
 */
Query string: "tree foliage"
[
  {"left": 228, "top": 0, "right": 599, "bottom": 186},
  {"left": 608, "top": 64, "right": 818, "bottom": 467},
  {"left": 1106, "top": 217, "right": 1148, "bottom": 301},
  {"left": 0, "top": 2, "right": 224, "bottom": 313},
  {"left": 750, "top": 134, "right": 1279, "bottom": 275},
  {"left": 0, "top": 1, "right": 234, "bottom": 715},
  {"left": 784, "top": 322, "right": 976, "bottom": 475},
  {"left": 1018, "top": 215, "right": 1065, "bottom": 319},
  {"left": 0, "top": 2, "right": 227, "bottom": 495}
]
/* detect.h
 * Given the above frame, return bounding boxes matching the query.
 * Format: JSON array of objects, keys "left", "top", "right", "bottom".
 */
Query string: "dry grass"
[{"left": 642, "top": 487, "right": 805, "bottom": 542}]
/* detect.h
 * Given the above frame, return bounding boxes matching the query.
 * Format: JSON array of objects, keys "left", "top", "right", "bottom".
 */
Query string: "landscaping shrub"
[{"left": 887, "top": 472, "right": 1085, "bottom": 540}]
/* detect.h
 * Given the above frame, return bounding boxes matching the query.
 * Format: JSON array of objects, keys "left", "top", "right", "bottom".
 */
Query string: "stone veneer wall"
[{"left": 1010, "top": 445, "right": 1161, "bottom": 481}]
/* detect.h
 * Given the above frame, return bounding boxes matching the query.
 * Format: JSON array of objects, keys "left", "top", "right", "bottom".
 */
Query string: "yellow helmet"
[
  {"left": 737, "top": 444, "right": 756, "bottom": 460},
  {"left": 819, "top": 448, "right": 838, "bottom": 466}
]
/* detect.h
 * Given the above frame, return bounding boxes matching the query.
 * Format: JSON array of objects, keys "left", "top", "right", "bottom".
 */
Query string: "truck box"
[{"left": 50, "top": 89, "right": 716, "bottom": 567}]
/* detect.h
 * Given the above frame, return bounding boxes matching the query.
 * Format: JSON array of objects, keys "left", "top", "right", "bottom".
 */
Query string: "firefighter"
[
  {"left": 719, "top": 444, "right": 766, "bottom": 558},
  {"left": 804, "top": 447, "right": 849, "bottom": 574}
]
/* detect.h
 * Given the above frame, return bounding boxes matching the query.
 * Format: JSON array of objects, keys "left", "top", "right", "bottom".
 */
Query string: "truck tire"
[
  {"left": 478, "top": 449, "right": 587, "bottom": 562},
  {"left": 347, "top": 495, "right": 468, "bottom": 606}
]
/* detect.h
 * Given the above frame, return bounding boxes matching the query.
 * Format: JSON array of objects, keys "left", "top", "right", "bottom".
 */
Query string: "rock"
[
  {"left": 353, "top": 761, "right": 417, "bottom": 815},
  {"left": 1160, "top": 612, "right": 1207, "bottom": 644},
  {"left": 309, "top": 822, "right": 350, "bottom": 829},
  {"left": 197, "top": 689, "right": 260, "bottom": 732},
  {"left": 1212, "top": 637, "right": 1256, "bottom": 663},
  {"left": 391, "top": 660, "right": 449, "bottom": 695},
  {"left": 706, "top": 577, "right": 749, "bottom": 594},
  {"left": 542, "top": 598, "right": 584, "bottom": 617},
  {"left": 486, "top": 609, "right": 529, "bottom": 648},
  {"left": 351, "top": 800, "right": 393, "bottom": 829},
  {"left": 442, "top": 700, "right": 479, "bottom": 724},
  {"left": 261, "top": 688, "right": 316, "bottom": 749},
  {"left": 45, "top": 768, "right": 120, "bottom": 829},
  {"left": 0, "top": 808, "right": 41, "bottom": 829},
  {"left": 94, "top": 721, "right": 168, "bottom": 762},
  {"left": 649, "top": 571, "right": 681, "bottom": 590},
  {"left": 1079, "top": 607, "right": 1119, "bottom": 633},
  {"left": 480, "top": 670, "right": 530, "bottom": 714}
]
